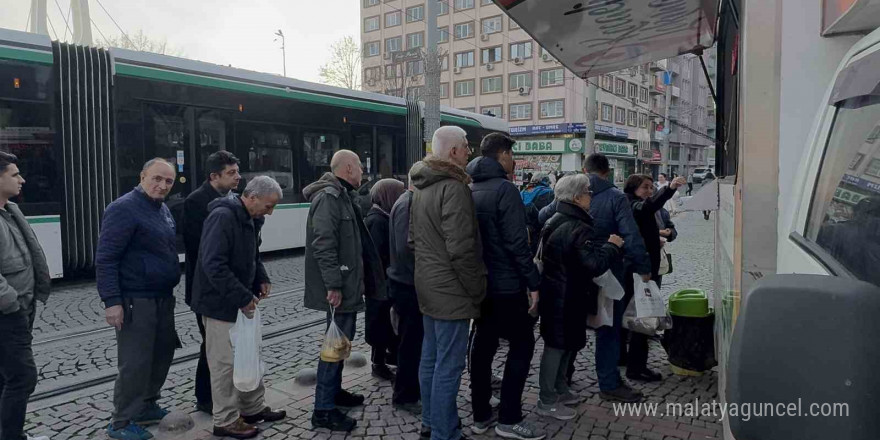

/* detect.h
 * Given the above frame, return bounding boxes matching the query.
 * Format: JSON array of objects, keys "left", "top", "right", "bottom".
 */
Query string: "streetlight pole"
[{"left": 274, "top": 30, "right": 287, "bottom": 77}]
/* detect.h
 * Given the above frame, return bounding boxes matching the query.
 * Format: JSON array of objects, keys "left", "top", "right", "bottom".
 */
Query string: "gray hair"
[
  {"left": 243, "top": 175, "right": 283, "bottom": 199},
  {"left": 431, "top": 126, "right": 467, "bottom": 160},
  {"left": 142, "top": 157, "right": 175, "bottom": 173},
  {"left": 554, "top": 174, "right": 591, "bottom": 203}
]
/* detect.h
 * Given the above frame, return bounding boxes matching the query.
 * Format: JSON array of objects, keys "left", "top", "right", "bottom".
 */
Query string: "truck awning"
[{"left": 496, "top": 0, "right": 717, "bottom": 77}]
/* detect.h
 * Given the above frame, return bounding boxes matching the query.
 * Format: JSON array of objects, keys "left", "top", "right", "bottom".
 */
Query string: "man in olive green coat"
[
  {"left": 303, "top": 149, "right": 386, "bottom": 432},
  {"left": 409, "top": 126, "right": 486, "bottom": 440}
]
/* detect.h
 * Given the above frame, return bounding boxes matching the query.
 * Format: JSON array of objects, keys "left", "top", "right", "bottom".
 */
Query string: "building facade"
[{"left": 359, "top": 0, "right": 714, "bottom": 184}]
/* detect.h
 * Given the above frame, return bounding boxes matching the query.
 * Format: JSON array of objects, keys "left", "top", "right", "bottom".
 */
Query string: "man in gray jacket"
[
  {"left": 0, "top": 152, "right": 51, "bottom": 440},
  {"left": 410, "top": 126, "right": 486, "bottom": 440},
  {"left": 303, "top": 150, "right": 386, "bottom": 432}
]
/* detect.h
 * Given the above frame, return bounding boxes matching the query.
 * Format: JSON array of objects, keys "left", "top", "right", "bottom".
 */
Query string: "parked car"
[{"left": 692, "top": 167, "right": 714, "bottom": 183}]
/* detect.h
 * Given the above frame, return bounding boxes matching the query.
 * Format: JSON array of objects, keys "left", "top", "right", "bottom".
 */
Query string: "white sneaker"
[{"left": 536, "top": 400, "right": 577, "bottom": 421}]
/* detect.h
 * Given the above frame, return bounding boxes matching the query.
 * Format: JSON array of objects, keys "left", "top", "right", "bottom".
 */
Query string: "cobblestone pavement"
[{"left": 25, "top": 212, "right": 720, "bottom": 440}]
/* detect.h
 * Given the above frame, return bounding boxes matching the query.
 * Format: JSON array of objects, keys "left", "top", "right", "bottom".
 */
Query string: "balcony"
[{"left": 649, "top": 59, "right": 668, "bottom": 72}]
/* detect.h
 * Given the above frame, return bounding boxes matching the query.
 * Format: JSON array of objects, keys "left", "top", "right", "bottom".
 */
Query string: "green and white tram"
[{"left": 0, "top": 27, "right": 508, "bottom": 279}]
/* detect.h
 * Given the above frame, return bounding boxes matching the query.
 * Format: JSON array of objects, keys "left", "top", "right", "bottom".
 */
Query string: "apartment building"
[{"left": 359, "top": 0, "right": 714, "bottom": 182}]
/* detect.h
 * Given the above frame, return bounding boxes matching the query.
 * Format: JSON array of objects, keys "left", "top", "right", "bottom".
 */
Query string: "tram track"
[
  {"left": 29, "top": 311, "right": 327, "bottom": 403},
  {"left": 32, "top": 286, "right": 305, "bottom": 347}
]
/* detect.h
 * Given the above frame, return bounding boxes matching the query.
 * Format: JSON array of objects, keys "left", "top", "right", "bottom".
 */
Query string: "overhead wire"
[
  {"left": 53, "top": 0, "right": 72, "bottom": 42},
  {"left": 94, "top": 0, "right": 136, "bottom": 48}
]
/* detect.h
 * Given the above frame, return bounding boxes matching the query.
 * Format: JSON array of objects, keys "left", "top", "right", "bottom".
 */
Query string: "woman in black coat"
[
  {"left": 535, "top": 174, "right": 623, "bottom": 418},
  {"left": 620, "top": 174, "right": 686, "bottom": 382},
  {"left": 363, "top": 178, "right": 405, "bottom": 381}
]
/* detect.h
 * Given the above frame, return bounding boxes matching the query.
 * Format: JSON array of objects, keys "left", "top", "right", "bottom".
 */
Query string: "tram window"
[
  {"left": 235, "top": 123, "right": 296, "bottom": 201},
  {"left": 0, "top": 100, "right": 61, "bottom": 215},
  {"left": 805, "top": 95, "right": 880, "bottom": 288},
  {"left": 300, "top": 132, "right": 341, "bottom": 189}
]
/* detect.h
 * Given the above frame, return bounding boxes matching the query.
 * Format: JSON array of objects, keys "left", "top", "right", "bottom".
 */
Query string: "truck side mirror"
[{"left": 727, "top": 274, "right": 880, "bottom": 440}]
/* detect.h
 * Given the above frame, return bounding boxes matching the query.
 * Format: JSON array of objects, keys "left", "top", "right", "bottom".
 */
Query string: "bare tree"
[
  {"left": 101, "top": 29, "right": 184, "bottom": 57},
  {"left": 319, "top": 36, "right": 361, "bottom": 90}
]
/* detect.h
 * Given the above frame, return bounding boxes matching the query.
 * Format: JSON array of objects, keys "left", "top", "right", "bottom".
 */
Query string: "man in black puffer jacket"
[{"left": 465, "top": 133, "right": 544, "bottom": 439}]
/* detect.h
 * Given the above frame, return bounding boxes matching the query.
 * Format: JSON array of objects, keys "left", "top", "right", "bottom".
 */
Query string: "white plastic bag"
[
  {"left": 632, "top": 274, "right": 666, "bottom": 318},
  {"left": 588, "top": 271, "right": 626, "bottom": 328},
  {"left": 320, "top": 309, "right": 351, "bottom": 363},
  {"left": 230, "top": 307, "right": 264, "bottom": 392},
  {"left": 594, "top": 270, "right": 625, "bottom": 300},
  {"left": 622, "top": 299, "right": 672, "bottom": 336}
]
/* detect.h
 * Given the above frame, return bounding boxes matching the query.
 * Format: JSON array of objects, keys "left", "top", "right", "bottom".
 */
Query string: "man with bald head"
[
  {"left": 97, "top": 158, "right": 182, "bottom": 439},
  {"left": 303, "top": 149, "right": 386, "bottom": 432},
  {"left": 410, "top": 126, "right": 486, "bottom": 440}
]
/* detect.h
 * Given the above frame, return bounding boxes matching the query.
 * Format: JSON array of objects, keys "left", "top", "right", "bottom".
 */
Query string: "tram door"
[
  {"left": 144, "top": 104, "right": 193, "bottom": 249},
  {"left": 193, "top": 110, "right": 233, "bottom": 189}
]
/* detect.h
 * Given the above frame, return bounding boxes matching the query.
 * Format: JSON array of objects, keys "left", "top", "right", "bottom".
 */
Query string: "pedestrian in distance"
[
  {"left": 364, "top": 178, "right": 405, "bottom": 382},
  {"left": 466, "top": 133, "right": 545, "bottom": 440},
  {"left": 182, "top": 150, "right": 242, "bottom": 416},
  {"left": 386, "top": 173, "right": 423, "bottom": 415},
  {"left": 303, "top": 150, "right": 386, "bottom": 432},
  {"left": 191, "top": 176, "right": 286, "bottom": 439},
  {"left": 535, "top": 174, "right": 624, "bottom": 420},
  {"left": 620, "top": 174, "right": 687, "bottom": 383},
  {"left": 410, "top": 126, "right": 486, "bottom": 440},
  {"left": 96, "top": 158, "right": 182, "bottom": 440},
  {"left": 0, "top": 152, "right": 52, "bottom": 440}
]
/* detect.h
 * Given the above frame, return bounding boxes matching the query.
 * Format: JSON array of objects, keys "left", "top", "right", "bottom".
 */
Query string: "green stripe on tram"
[
  {"left": 26, "top": 216, "right": 61, "bottom": 225},
  {"left": 275, "top": 203, "right": 311, "bottom": 210},
  {"left": 0, "top": 45, "right": 53, "bottom": 65},
  {"left": 114, "top": 63, "right": 483, "bottom": 128}
]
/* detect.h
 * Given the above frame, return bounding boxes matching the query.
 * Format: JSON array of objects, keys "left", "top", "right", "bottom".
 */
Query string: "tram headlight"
[{"left": 13, "top": 78, "right": 20, "bottom": 89}]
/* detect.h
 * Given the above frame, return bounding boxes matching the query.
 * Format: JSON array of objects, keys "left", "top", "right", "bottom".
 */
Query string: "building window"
[
  {"left": 440, "top": 82, "right": 449, "bottom": 98},
  {"left": 385, "top": 11, "right": 401, "bottom": 27},
  {"left": 454, "top": 51, "right": 474, "bottom": 68},
  {"left": 481, "top": 46, "right": 501, "bottom": 64},
  {"left": 540, "top": 68, "right": 564, "bottom": 87},
  {"left": 455, "top": 80, "right": 475, "bottom": 97},
  {"left": 482, "top": 106, "right": 502, "bottom": 117},
  {"left": 455, "top": 22, "right": 475, "bottom": 39},
  {"left": 364, "top": 0, "right": 379, "bottom": 7},
  {"left": 385, "top": 64, "right": 399, "bottom": 79},
  {"left": 364, "top": 41, "right": 380, "bottom": 57},
  {"left": 364, "top": 16, "right": 380, "bottom": 32},
  {"left": 639, "top": 113, "right": 648, "bottom": 128},
  {"left": 627, "top": 110, "right": 637, "bottom": 127},
  {"left": 614, "top": 78, "right": 626, "bottom": 95},
  {"left": 438, "top": 27, "right": 449, "bottom": 43},
  {"left": 850, "top": 153, "right": 865, "bottom": 170},
  {"left": 406, "top": 5, "right": 424, "bottom": 22},
  {"left": 510, "top": 41, "right": 533, "bottom": 59},
  {"left": 459, "top": 107, "right": 476, "bottom": 113},
  {"left": 438, "top": 0, "right": 449, "bottom": 14},
  {"left": 509, "top": 103, "right": 532, "bottom": 120},
  {"left": 510, "top": 18, "right": 520, "bottom": 29},
  {"left": 615, "top": 107, "right": 626, "bottom": 124},
  {"left": 601, "top": 75, "right": 613, "bottom": 91},
  {"left": 601, "top": 103, "right": 613, "bottom": 122},
  {"left": 640, "top": 87, "right": 648, "bottom": 103},
  {"left": 540, "top": 100, "right": 564, "bottom": 119},
  {"left": 628, "top": 83, "right": 638, "bottom": 98},
  {"left": 481, "top": 76, "right": 502, "bottom": 94},
  {"left": 454, "top": 0, "right": 475, "bottom": 10},
  {"left": 481, "top": 0, "right": 493, "bottom": 4},
  {"left": 440, "top": 55, "right": 449, "bottom": 71},
  {"left": 670, "top": 146, "right": 680, "bottom": 161},
  {"left": 866, "top": 158, "right": 880, "bottom": 177},
  {"left": 406, "top": 60, "right": 425, "bottom": 76},
  {"left": 407, "top": 32, "right": 424, "bottom": 49},
  {"left": 509, "top": 72, "right": 532, "bottom": 90},
  {"left": 385, "top": 37, "right": 401, "bottom": 53},
  {"left": 364, "top": 67, "right": 382, "bottom": 85},
  {"left": 482, "top": 16, "right": 502, "bottom": 34}
]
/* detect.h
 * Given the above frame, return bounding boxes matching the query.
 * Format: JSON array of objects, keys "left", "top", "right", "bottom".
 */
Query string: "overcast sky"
[{"left": 2, "top": 0, "right": 361, "bottom": 83}]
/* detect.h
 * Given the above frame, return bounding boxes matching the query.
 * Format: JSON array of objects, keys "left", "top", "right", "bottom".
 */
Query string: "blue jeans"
[
  {"left": 315, "top": 311, "right": 357, "bottom": 411},
  {"left": 595, "top": 295, "right": 627, "bottom": 391},
  {"left": 420, "top": 316, "right": 469, "bottom": 440}
]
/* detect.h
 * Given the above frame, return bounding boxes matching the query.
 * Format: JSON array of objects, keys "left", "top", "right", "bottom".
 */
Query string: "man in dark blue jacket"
[
  {"left": 183, "top": 150, "right": 241, "bottom": 415},
  {"left": 192, "top": 176, "right": 286, "bottom": 439},
  {"left": 97, "top": 158, "right": 182, "bottom": 440},
  {"left": 466, "top": 133, "right": 544, "bottom": 440}
]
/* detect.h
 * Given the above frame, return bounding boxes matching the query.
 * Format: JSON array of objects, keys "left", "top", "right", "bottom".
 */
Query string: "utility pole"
[
  {"left": 583, "top": 77, "right": 598, "bottom": 167},
  {"left": 423, "top": 0, "right": 441, "bottom": 148},
  {"left": 274, "top": 30, "right": 287, "bottom": 77},
  {"left": 661, "top": 70, "right": 671, "bottom": 175}
]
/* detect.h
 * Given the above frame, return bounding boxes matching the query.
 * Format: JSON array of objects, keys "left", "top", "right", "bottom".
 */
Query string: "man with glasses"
[{"left": 410, "top": 126, "right": 486, "bottom": 440}]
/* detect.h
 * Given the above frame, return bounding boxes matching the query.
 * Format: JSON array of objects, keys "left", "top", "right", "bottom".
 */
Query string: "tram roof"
[{"left": 0, "top": 27, "right": 507, "bottom": 133}]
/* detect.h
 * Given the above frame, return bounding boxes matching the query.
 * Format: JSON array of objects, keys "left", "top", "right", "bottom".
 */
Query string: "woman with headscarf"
[{"left": 364, "top": 178, "right": 406, "bottom": 381}]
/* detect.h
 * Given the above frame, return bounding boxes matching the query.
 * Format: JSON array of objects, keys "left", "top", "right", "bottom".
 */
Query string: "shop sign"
[
  {"left": 833, "top": 187, "right": 870, "bottom": 205},
  {"left": 594, "top": 141, "right": 635, "bottom": 157},
  {"left": 511, "top": 123, "right": 629, "bottom": 138},
  {"left": 842, "top": 174, "right": 880, "bottom": 194},
  {"left": 513, "top": 139, "right": 566, "bottom": 154}
]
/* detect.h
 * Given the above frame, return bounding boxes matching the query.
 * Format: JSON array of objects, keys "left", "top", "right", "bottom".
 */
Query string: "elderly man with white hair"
[
  {"left": 409, "top": 126, "right": 486, "bottom": 440},
  {"left": 302, "top": 150, "right": 386, "bottom": 432},
  {"left": 191, "top": 175, "right": 287, "bottom": 439}
]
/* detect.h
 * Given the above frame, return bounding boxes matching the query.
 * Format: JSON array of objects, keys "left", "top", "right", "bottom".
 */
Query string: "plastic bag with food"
[{"left": 320, "top": 309, "right": 351, "bottom": 362}]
